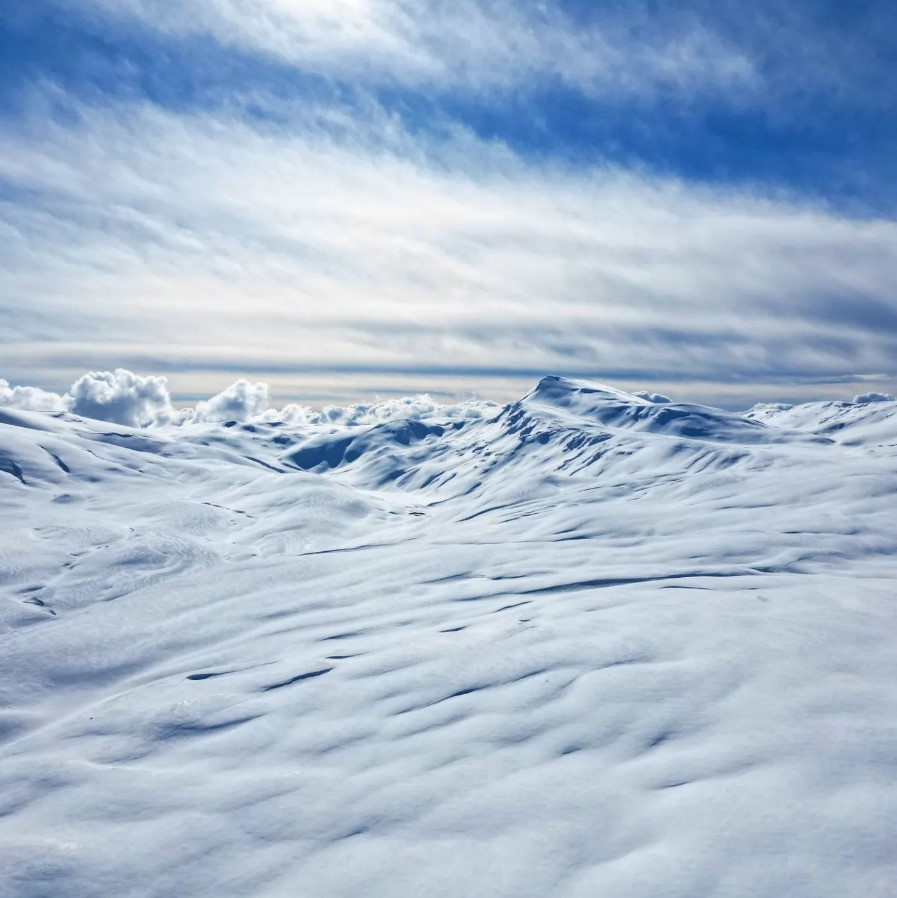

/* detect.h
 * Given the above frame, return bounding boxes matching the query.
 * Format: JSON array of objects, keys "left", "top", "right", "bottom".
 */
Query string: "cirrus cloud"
[
  {"left": 59, "top": 0, "right": 758, "bottom": 100},
  {"left": 1, "top": 97, "right": 896, "bottom": 406}
]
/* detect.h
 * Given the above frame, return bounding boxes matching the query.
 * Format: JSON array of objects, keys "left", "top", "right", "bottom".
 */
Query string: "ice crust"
[{"left": 1, "top": 377, "right": 896, "bottom": 897}]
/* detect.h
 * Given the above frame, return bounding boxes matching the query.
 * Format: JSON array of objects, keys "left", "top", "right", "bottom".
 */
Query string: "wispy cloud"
[
  {"left": 1, "top": 94, "right": 895, "bottom": 404},
  {"left": 63, "top": 0, "right": 757, "bottom": 99}
]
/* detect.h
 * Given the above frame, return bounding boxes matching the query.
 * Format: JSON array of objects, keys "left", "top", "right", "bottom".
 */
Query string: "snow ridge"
[{"left": 1, "top": 377, "right": 896, "bottom": 898}]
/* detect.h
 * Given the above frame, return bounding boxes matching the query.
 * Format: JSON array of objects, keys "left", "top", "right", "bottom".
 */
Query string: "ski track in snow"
[{"left": 1, "top": 376, "right": 896, "bottom": 897}]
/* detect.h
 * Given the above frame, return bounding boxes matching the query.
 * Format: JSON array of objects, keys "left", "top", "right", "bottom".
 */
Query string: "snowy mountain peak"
[
  {"left": 517, "top": 376, "right": 784, "bottom": 445},
  {"left": 524, "top": 375, "right": 648, "bottom": 408}
]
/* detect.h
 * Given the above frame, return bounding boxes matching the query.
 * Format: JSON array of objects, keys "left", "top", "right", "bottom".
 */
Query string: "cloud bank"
[
  {"left": 2, "top": 99, "right": 896, "bottom": 406},
  {"left": 1, "top": 370, "right": 263, "bottom": 427},
  {"left": 0, "top": 380, "right": 70, "bottom": 415},
  {"left": 5, "top": 368, "right": 897, "bottom": 432},
  {"left": 0, "top": 370, "right": 497, "bottom": 428},
  {"left": 2, "top": 2, "right": 896, "bottom": 405}
]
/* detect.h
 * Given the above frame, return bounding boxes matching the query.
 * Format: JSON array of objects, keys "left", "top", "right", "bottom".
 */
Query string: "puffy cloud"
[
  {"left": 191, "top": 379, "right": 270, "bottom": 423},
  {"left": 749, "top": 402, "right": 794, "bottom": 412},
  {"left": 0, "top": 370, "right": 179, "bottom": 426},
  {"left": 69, "top": 369, "right": 175, "bottom": 427},
  {"left": 0, "top": 368, "right": 177, "bottom": 427},
  {"left": 633, "top": 391, "right": 672, "bottom": 404},
  {"left": 269, "top": 394, "right": 499, "bottom": 427},
  {"left": 0, "top": 379, "right": 69, "bottom": 413},
  {"left": 853, "top": 392, "right": 895, "bottom": 404},
  {"left": 63, "top": 372, "right": 271, "bottom": 426},
  {"left": 0, "top": 369, "right": 500, "bottom": 429},
  {"left": 0, "top": 369, "right": 271, "bottom": 427}
]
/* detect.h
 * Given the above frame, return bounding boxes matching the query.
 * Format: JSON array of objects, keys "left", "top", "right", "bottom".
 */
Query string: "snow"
[
  {"left": 1, "top": 376, "right": 896, "bottom": 897},
  {"left": 747, "top": 396, "right": 897, "bottom": 450}
]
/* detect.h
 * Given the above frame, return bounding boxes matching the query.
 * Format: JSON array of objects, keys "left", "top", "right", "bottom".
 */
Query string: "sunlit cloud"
[
  {"left": 1, "top": 94, "right": 896, "bottom": 404},
  {"left": 2, "top": 2, "right": 896, "bottom": 405},
  {"left": 63, "top": 0, "right": 758, "bottom": 98},
  {"left": 0, "top": 366, "right": 498, "bottom": 428}
]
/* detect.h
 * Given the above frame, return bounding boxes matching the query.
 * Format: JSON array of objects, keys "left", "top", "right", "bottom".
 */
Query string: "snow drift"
[{"left": 1, "top": 376, "right": 896, "bottom": 898}]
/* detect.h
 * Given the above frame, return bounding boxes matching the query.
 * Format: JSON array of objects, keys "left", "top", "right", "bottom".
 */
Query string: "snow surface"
[{"left": 1, "top": 376, "right": 896, "bottom": 897}]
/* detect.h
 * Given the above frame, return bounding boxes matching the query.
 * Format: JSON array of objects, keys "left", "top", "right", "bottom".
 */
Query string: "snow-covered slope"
[
  {"left": 1, "top": 378, "right": 896, "bottom": 898},
  {"left": 747, "top": 394, "right": 897, "bottom": 449}
]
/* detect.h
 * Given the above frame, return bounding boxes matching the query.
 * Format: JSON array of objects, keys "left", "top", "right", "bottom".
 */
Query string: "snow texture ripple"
[{"left": 1, "top": 377, "right": 896, "bottom": 897}]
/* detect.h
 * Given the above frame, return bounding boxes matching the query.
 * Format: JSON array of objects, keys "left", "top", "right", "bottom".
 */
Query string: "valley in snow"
[{"left": 1, "top": 376, "right": 896, "bottom": 897}]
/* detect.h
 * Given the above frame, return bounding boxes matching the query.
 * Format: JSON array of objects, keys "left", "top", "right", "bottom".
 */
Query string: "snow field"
[{"left": 1, "top": 377, "right": 896, "bottom": 897}]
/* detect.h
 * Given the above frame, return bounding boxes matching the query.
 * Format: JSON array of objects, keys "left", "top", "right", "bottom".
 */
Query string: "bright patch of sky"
[{"left": 1, "top": 1, "right": 896, "bottom": 405}]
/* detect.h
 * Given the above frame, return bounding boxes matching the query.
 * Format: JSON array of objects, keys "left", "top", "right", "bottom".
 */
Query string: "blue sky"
[{"left": 2, "top": 0, "right": 896, "bottom": 406}]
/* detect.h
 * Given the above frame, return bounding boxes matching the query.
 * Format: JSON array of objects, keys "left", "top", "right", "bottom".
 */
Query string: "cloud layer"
[
  {"left": 65, "top": 0, "right": 758, "bottom": 99},
  {"left": 2, "top": 98, "right": 896, "bottom": 404},
  {"left": 0, "top": 369, "right": 496, "bottom": 428},
  {"left": 2, "top": 2, "right": 896, "bottom": 405}
]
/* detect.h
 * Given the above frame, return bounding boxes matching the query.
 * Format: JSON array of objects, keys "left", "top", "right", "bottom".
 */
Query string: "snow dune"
[{"left": 1, "top": 376, "right": 896, "bottom": 897}]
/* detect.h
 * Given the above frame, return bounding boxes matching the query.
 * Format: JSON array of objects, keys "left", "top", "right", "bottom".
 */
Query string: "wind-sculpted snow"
[
  {"left": 1, "top": 377, "right": 896, "bottom": 898},
  {"left": 748, "top": 395, "right": 897, "bottom": 448}
]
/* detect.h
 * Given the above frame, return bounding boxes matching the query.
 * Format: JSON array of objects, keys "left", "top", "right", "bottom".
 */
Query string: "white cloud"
[
  {"left": 0, "top": 369, "right": 176, "bottom": 426},
  {"left": 270, "top": 394, "right": 498, "bottom": 427},
  {"left": 0, "top": 369, "right": 499, "bottom": 429},
  {"left": 0, "top": 379, "right": 70, "bottom": 414},
  {"left": 633, "top": 391, "right": 672, "bottom": 404},
  {"left": 191, "top": 379, "right": 270, "bottom": 422},
  {"left": 853, "top": 392, "right": 895, "bottom": 404},
  {"left": 69, "top": 369, "right": 175, "bottom": 427},
  {"left": 1, "top": 100, "right": 896, "bottom": 403},
  {"left": 67, "top": 0, "right": 756, "bottom": 99}
]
